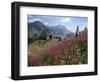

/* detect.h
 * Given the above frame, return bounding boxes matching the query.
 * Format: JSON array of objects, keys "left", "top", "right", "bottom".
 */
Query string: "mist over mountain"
[
  {"left": 49, "top": 24, "right": 74, "bottom": 37},
  {"left": 28, "top": 21, "right": 75, "bottom": 39}
]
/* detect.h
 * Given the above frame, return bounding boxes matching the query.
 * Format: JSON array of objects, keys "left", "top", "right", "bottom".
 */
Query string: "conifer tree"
[
  {"left": 76, "top": 25, "right": 79, "bottom": 37},
  {"left": 84, "top": 26, "right": 87, "bottom": 31}
]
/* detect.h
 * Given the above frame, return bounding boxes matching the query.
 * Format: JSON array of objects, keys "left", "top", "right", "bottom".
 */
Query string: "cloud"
[
  {"left": 44, "top": 22, "right": 48, "bottom": 25},
  {"left": 28, "top": 18, "right": 49, "bottom": 26},
  {"left": 61, "top": 17, "right": 71, "bottom": 22},
  {"left": 28, "top": 18, "right": 43, "bottom": 23}
]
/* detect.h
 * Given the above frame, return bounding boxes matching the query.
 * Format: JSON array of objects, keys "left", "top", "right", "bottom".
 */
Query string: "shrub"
[{"left": 28, "top": 31, "right": 87, "bottom": 66}]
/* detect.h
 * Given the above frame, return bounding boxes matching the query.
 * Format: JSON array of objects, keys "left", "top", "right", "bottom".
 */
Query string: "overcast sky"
[{"left": 28, "top": 15, "right": 88, "bottom": 33}]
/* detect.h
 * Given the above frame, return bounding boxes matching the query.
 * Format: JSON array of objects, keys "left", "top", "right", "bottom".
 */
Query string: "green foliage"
[
  {"left": 28, "top": 30, "right": 88, "bottom": 66},
  {"left": 28, "top": 38, "right": 34, "bottom": 45},
  {"left": 65, "top": 47, "right": 74, "bottom": 65},
  {"left": 42, "top": 55, "right": 53, "bottom": 65},
  {"left": 80, "top": 52, "right": 88, "bottom": 64},
  {"left": 77, "top": 40, "right": 87, "bottom": 64},
  {"left": 65, "top": 57, "right": 71, "bottom": 65},
  {"left": 58, "top": 37, "right": 61, "bottom": 41},
  {"left": 49, "top": 34, "right": 52, "bottom": 39}
]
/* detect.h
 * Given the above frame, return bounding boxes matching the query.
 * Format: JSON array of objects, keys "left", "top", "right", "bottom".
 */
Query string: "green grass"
[{"left": 28, "top": 39, "right": 61, "bottom": 56}]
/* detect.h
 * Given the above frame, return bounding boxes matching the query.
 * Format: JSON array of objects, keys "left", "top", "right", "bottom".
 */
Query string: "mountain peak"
[
  {"left": 28, "top": 21, "right": 75, "bottom": 39},
  {"left": 57, "top": 24, "right": 64, "bottom": 27},
  {"left": 32, "top": 20, "right": 43, "bottom": 24}
]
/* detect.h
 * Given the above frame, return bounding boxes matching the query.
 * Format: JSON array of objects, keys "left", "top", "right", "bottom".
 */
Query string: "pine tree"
[
  {"left": 58, "top": 36, "right": 61, "bottom": 41},
  {"left": 49, "top": 34, "right": 52, "bottom": 39},
  {"left": 84, "top": 26, "right": 87, "bottom": 31},
  {"left": 76, "top": 25, "right": 79, "bottom": 37}
]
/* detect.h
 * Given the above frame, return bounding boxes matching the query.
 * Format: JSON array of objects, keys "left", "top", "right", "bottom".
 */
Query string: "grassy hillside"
[
  {"left": 28, "top": 39, "right": 61, "bottom": 56},
  {"left": 28, "top": 31, "right": 87, "bottom": 66}
]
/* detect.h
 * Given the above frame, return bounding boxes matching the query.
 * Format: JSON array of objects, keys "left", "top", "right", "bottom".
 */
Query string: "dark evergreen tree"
[
  {"left": 58, "top": 36, "right": 61, "bottom": 41},
  {"left": 49, "top": 34, "right": 52, "bottom": 39},
  {"left": 43, "top": 35, "right": 47, "bottom": 40},
  {"left": 84, "top": 26, "right": 87, "bottom": 31},
  {"left": 76, "top": 26, "right": 79, "bottom": 37}
]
